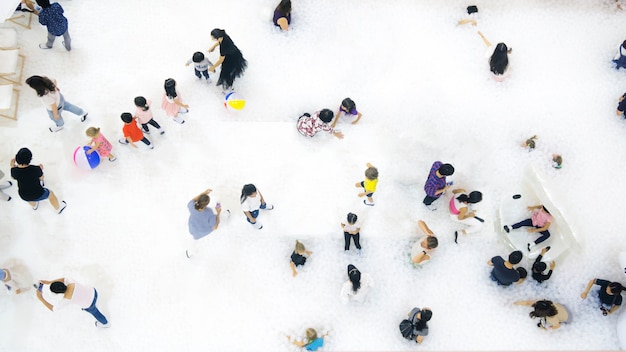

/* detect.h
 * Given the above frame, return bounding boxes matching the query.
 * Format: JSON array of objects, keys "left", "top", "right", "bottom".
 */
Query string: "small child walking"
[
  {"left": 86, "top": 127, "right": 116, "bottom": 161},
  {"left": 161, "top": 78, "right": 189, "bottom": 124},
  {"left": 332, "top": 97, "right": 362, "bottom": 128},
  {"left": 355, "top": 162, "right": 378, "bottom": 206},
  {"left": 290, "top": 240, "right": 312, "bottom": 277},
  {"left": 134, "top": 96, "right": 164, "bottom": 135},
  {"left": 240, "top": 184, "right": 274, "bottom": 230},
  {"left": 118, "top": 113, "right": 153, "bottom": 149},
  {"left": 341, "top": 212, "right": 362, "bottom": 251},
  {"left": 185, "top": 51, "right": 213, "bottom": 83}
]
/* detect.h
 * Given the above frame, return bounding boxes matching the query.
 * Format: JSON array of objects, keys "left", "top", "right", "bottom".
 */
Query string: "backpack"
[{"left": 399, "top": 319, "right": 415, "bottom": 340}]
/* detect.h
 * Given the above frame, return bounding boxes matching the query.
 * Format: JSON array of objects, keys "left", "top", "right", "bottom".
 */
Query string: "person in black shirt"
[
  {"left": 208, "top": 28, "right": 247, "bottom": 92},
  {"left": 581, "top": 278, "right": 624, "bottom": 315},
  {"left": 290, "top": 240, "right": 312, "bottom": 277},
  {"left": 532, "top": 247, "right": 555, "bottom": 284},
  {"left": 10, "top": 148, "right": 66, "bottom": 213}
]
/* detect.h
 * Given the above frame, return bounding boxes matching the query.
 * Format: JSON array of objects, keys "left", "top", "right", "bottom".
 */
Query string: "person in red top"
[{"left": 118, "top": 113, "right": 153, "bottom": 149}]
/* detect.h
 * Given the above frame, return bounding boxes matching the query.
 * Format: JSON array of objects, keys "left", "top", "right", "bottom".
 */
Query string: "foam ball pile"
[
  {"left": 224, "top": 92, "right": 245, "bottom": 111},
  {"left": 73, "top": 146, "right": 100, "bottom": 170}
]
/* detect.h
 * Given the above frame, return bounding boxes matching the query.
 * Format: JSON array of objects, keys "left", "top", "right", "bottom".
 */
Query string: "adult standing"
[
  {"left": 399, "top": 307, "right": 432, "bottom": 343},
  {"left": 477, "top": 31, "right": 511, "bottom": 81},
  {"left": 273, "top": 0, "right": 291, "bottom": 31},
  {"left": 422, "top": 161, "right": 454, "bottom": 210},
  {"left": 36, "top": 0, "right": 71, "bottom": 51},
  {"left": 35, "top": 277, "right": 109, "bottom": 328},
  {"left": 186, "top": 188, "right": 226, "bottom": 258},
  {"left": 339, "top": 264, "right": 374, "bottom": 304},
  {"left": 10, "top": 148, "right": 66, "bottom": 213},
  {"left": 208, "top": 29, "right": 247, "bottom": 92},
  {"left": 25, "top": 75, "right": 88, "bottom": 132}
]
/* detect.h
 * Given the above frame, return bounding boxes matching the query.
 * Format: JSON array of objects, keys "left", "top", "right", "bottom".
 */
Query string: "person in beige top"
[{"left": 515, "top": 300, "right": 571, "bottom": 330}]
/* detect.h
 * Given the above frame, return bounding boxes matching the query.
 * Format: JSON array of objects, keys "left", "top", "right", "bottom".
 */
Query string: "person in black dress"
[{"left": 208, "top": 28, "right": 247, "bottom": 92}]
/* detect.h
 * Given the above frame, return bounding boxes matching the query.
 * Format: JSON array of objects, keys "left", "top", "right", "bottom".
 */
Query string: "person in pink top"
[
  {"left": 134, "top": 96, "right": 164, "bottom": 135},
  {"left": 86, "top": 127, "right": 116, "bottom": 162},
  {"left": 161, "top": 78, "right": 189, "bottom": 124},
  {"left": 503, "top": 205, "right": 553, "bottom": 252},
  {"left": 35, "top": 277, "right": 110, "bottom": 328}
]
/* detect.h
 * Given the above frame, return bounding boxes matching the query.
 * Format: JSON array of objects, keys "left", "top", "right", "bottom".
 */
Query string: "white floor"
[{"left": 1, "top": 0, "right": 625, "bottom": 351}]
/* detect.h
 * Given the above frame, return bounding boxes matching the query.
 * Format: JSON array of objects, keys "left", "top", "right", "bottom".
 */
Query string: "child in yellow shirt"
[{"left": 355, "top": 162, "right": 378, "bottom": 206}]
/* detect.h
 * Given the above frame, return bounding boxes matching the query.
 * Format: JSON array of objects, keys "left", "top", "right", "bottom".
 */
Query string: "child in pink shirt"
[
  {"left": 503, "top": 205, "right": 553, "bottom": 252},
  {"left": 134, "top": 96, "right": 164, "bottom": 135}
]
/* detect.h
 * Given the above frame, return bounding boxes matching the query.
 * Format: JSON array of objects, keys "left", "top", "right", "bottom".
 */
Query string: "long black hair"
[
  {"left": 489, "top": 43, "right": 509, "bottom": 75},
  {"left": 456, "top": 191, "right": 482, "bottom": 204},
  {"left": 347, "top": 264, "right": 361, "bottom": 293},
  {"left": 25, "top": 76, "right": 56, "bottom": 97},
  {"left": 240, "top": 184, "right": 257, "bottom": 204},
  {"left": 164, "top": 78, "right": 177, "bottom": 99},
  {"left": 275, "top": 0, "right": 291, "bottom": 16},
  {"left": 529, "top": 300, "right": 557, "bottom": 328}
]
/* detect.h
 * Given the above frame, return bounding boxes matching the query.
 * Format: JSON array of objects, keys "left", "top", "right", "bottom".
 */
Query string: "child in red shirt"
[{"left": 118, "top": 113, "right": 153, "bottom": 149}]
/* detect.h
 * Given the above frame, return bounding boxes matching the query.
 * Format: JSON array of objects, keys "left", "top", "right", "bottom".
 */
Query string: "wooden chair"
[
  {"left": 0, "top": 84, "right": 20, "bottom": 120},
  {"left": 0, "top": 48, "right": 25, "bottom": 85}
]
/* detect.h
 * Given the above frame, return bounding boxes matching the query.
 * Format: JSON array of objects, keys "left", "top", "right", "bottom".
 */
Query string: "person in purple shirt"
[
  {"left": 423, "top": 161, "right": 454, "bottom": 210},
  {"left": 332, "top": 97, "right": 363, "bottom": 128},
  {"left": 273, "top": 0, "right": 291, "bottom": 31},
  {"left": 36, "top": 0, "right": 71, "bottom": 51}
]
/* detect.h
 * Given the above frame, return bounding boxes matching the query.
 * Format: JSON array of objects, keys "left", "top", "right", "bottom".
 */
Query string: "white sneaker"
[
  {"left": 49, "top": 125, "right": 64, "bottom": 132},
  {"left": 251, "top": 221, "right": 263, "bottom": 230},
  {"left": 118, "top": 138, "right": 129, "bottom": 145},
  {"left": 179, "top": 108, "right": 189, "bottom": 114},
  {"left": 158, "top": 128, "right": 165, "bottom": 135},
  {"left": 57, "top": 201, "right": 67, "bottom": 214},
  {"left": 80, "top": 113, "right": 88, "bottom": 122},
  {"left": 173, "top": 116, "right": 185, "bottom": 124},
  {"left": 32, "top": 202, "right": 39, "bottom": 210},
  {"left": 206, "top": 77, "right": 212, "bottom": 84},
  {"left": 425, "top": 204, "right": 437, "bottom": 211},
  {"left": 363, "top": 200, "right": 375, "bottom": 206},
  {"left": 262, "top": 204, "right": 274, "bottom": 210},
  {"left": 143, "top": 129, "right": 150, "bottom": 134}
]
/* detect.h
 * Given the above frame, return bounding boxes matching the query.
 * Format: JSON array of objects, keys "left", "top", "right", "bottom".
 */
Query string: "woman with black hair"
[
  {"left": 339, "top": 264, "right": 374, "bottom": 304},
  {"left": 449, "top": 189, "right": 483, "bottom": 243},
  {"left": 477, "top": 31, "right": 511, "bottom": 81},
  {"left": 273, "top": 0, "right": 291, "bottom": 31},
  {"left": 515, "top": 299, "right": 571, "bottom": 330},
  {"left": 581, "top": 279, "right": 624, "bottom": 315},
  {"left": 208, "top": 29, "right": 247, "bottom": 92},
  {"left": 399, "top": 307, "right": 432, "bottom": 343},
  {"left": 25, "top": 75, "right": 88, "bottom": 132}
]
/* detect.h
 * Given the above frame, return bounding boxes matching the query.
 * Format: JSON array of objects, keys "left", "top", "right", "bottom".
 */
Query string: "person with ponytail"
[
  {"left": 240, "top": 184, "right": 274, "bottom": 230},
  {"left": 515, "top": 299, "right": 572, "bottom": 330},
  {"left": 161, "top": 78, "right": 189, "bottom": 124},
  {"left": 208, "top": 29, "right": 247, "bottom": 92},
  {"left": 339, "top": 264, "right": 374, "bottom": 304},
  {"left": 477, "top": 31, "right": 512, "bottom": 81},
  {"left": 341, "top": 212, "right": 362, "bottom": 252},
  {"left": 449, "top": 188, "right": 483, "bottom": 244},
  {"left": 273, "top": 0, "right": 292, "bottom": 31},
  {"left": 290, "top": 240, "right": 312, "bottom": 277},
  {"left": 581, "top": 278, "right": 624, "bottom": 316},
  {"left": 186, "top": 188, "right": 227, "bottom": 258}
]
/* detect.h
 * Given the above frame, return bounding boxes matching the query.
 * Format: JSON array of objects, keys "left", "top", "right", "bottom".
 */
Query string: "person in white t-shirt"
[
  {"left": 35, "top": 277, "right": 110, "bottom": 328},
  {"left": 25, "top": 76, "right": 88, "bottom": 132},
  {"left": 240, "top": 184, "right": 274, "bottom": 230},
  {"left": 340, "top": 264, "right": 374, "bottom": 304},
  {"left": 341, "top": 212, "right": 362, "bottom": 251}
]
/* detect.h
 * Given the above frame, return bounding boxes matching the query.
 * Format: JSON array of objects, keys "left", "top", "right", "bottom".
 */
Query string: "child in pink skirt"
[
  {"left": 134, "top": 96, "right": 164, "bottom": 135},
  {"left": 161, "top": 78, "right": 189, "bottom": 124},
  {"left": 86, "top": 127, "right": 116, "bottom": 161}
]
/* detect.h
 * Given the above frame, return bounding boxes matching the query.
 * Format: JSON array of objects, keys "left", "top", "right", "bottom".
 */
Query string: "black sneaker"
[
  {"left": 503, "top": 225, "right": 510, "bottom": 233},
  {"left": 454, "top": 231, "right": 459, "bottom": 244}
]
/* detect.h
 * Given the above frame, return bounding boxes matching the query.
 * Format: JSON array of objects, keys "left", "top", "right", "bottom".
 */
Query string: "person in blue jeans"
[
  {"left": 36, "top": 277, "right": 110, "bottom": 328},
  {"left": 26, "top": 76, "right": 88, "bottom": 132},
  {"left": 36, "top": 0, "right": 72, "bottom": 51}
]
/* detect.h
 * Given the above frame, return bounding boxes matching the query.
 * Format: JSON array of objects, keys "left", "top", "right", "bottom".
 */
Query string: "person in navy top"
[
  {"left": 36, "top": 0, "right": 71, "bottom": 51},
  {"left": 273, "top": 0, "right": 291, "bottom": 31}
]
